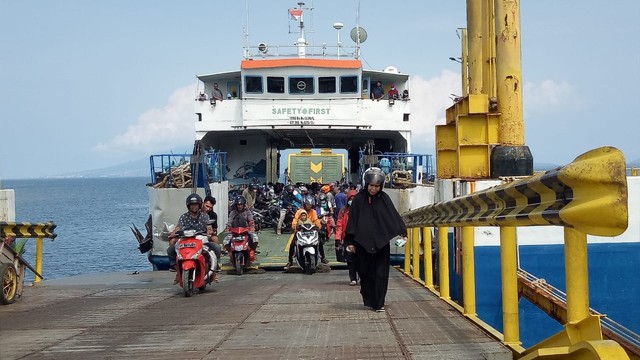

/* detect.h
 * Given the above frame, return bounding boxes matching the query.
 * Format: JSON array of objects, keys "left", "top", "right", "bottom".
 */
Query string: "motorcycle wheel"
[
  {"left": 235, "top": 252, "right": 244, "bottom": 276},
  {"left": 305, "top": 253, "right": 316, "bottom": 275},
  {"left": 1, "top": 263, "right": 18, "bottom": 305},
  {"left": 182, "top": 269, "right": 193, "bottom": 297}
]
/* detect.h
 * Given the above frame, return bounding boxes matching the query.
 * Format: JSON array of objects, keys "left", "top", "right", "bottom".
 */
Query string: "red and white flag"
[{"left": 288, "top": 8, "right": 302, "bottom": 21}]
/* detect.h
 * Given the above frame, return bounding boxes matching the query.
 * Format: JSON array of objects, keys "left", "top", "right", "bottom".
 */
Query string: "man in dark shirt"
[{"left": 371, "top": 81, "right": 384, "bottom": 101}]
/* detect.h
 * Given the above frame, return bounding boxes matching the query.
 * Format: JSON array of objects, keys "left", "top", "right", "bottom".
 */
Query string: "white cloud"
[
  {"left": 93, "top": 85, "right": 195, "bottom": 157},
  {"left": 524, "top": 79, "right": 574, "bottom": 111},
  {"left": 408, "top": 71, "right": 461, "bottom": 154}
]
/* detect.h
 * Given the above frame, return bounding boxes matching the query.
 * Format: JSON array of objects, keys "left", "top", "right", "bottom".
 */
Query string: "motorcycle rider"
[
  {"left": 286, "top": 195, "right": 323, "bottom": 269},
  {"left": 317, "top": 192, "right": 335, "bottom": 239},
  {"left": 277, "top": 184, "right": 302, "bottom": 235},
  {"left": 169, "top": 193, "right": 218, "bottom": 282},
  {"left": 223, "top": 195, "right": 259, "bottom": 255}
]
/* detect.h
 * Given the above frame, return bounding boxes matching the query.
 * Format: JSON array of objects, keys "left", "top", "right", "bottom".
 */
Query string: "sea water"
[{"left": 3, "top": 177, "right": 152, "bottom": 281}]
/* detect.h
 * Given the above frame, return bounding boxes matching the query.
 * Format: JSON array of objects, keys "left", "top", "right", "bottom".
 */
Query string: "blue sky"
[{"left": 1, "top": 1, "right": 638, "bottom": 179}]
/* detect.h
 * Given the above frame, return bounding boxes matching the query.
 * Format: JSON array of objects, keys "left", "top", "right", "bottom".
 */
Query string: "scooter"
[
  {"left": 295, "top": 223, "right": 320, "bottom": 275},
  {"left": 228, "top": 226, "right": 255, "bottom": 275},
  {"left": 175, "top": 229, "right": 217, "bottom": 297}
]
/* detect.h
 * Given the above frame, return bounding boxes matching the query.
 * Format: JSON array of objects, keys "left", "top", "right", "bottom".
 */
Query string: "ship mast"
[{"left": 294, "top": 2, "right": 307, "bottom": 58}]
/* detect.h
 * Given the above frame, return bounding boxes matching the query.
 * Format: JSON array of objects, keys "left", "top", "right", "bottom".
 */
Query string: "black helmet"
[
  {"left": 363, "top": 167, "right": 386, "bottom": 187},
  {"left": 285, "top": 184, "right": 294, "bottom": 193},
  {"left": 303, "top": 195, "right": 315, "bottom": 207},
  {"left": 234, "top": 195, "right": 247, "bottom": 206},
  {"left": 186, "top": 193, "right": 203, "bottom": 208}
]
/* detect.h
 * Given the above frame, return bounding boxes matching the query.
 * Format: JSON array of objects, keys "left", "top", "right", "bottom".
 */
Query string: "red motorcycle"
[
  {"left": 175, "top": 230, "right": 217, "bottom": 297},
  {"left": 227, "top": 226, "right": 255, "bottom": 275}
]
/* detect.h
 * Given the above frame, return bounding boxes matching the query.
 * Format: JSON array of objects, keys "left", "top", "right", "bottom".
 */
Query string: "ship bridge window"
[
  {"left": 244, "top": 76, "right": 263, "bottom": 93},
  {"left": 267, "top": 76, "right": 285, "bottom": 93},
  {"left": 318, "top": 77, "right": 336, "bottom": 93},
  {"left": 289, "top": 76, "right": 314, "bottom": 94},
  {"left": 340, "top": 75, "right": 358, "bottom": 93}
]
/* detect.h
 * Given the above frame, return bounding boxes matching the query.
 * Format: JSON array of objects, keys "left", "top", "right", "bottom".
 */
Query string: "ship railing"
[
  {"left": 149, "top": 151, "right": 228, "bottom": 188},
  {"left": 399, "top": 146, "right": 634, "bottom": 359},
  {"left": 244, "top": 44, "right": 360, "bottom": 60},
  {"left": 358, "top": 152, "right": 434, "bottom": 188}
]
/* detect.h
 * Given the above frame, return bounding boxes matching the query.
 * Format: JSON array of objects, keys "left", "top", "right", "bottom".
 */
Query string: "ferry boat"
[
  {"left": 137, "top": 2, "right": 639, "bottom": 350},
  {"left": 142, "top": 3, "right": 434, "bottom": 271}
]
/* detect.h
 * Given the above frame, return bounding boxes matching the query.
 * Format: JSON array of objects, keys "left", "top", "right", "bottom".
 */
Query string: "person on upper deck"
[
  {"left": 211, "top": 83, "right": 224, "bottom": 101},
  {"left": 197, "top": 92, "right": 208, "bottom": 101},
  {"left": 371, "top": 81, "right": 385, "bottom": 101},
  {"left": 388, "top": 84, "right": 399, "bottom": 100},
  {"left": 401, "top": 89, "right": 410, "bottom": 101}
]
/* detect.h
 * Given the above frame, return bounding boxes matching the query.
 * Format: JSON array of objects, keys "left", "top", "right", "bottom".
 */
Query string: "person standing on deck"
[
  {"left": 336, "top": 189, "right": 358, "bottom": 285},
  {"left": 211, "top": 83, "right": 224, "bottom": 101},
  {"left": 344, "top": 167, "right": 407, "bottom": 312}
]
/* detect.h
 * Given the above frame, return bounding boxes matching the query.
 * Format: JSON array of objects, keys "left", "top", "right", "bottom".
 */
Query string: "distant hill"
[{"left": 50, "top": 158, "right": 150, "bottom": 178}]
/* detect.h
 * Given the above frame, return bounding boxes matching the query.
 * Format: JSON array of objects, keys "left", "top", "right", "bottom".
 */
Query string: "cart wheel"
[{"left": 1, "top": 263, "right": 18, "bottom": 305}]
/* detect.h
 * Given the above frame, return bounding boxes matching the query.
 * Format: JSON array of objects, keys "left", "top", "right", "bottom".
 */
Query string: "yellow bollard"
[
  {"left": 500, "top": 226, "right": 520, "bottom": 345},
  {"left": 404, "top": 229, "right": 411, "bottom": 275},
  {"left": 565, "top": 227, "right": 590, "bottom": 323},
  {"left": 412, "top": 227, "right": 421, "bottom": 281},
  {"left": 422, "top": 227, "right": 434, "bottom": 289},
  {"left": 35, "top": 237, "right": 43, "bottom": 282},
  {"left": 438, "top": 227, "right": 450, "bottom": 299},
  {"left": 461, "top": 227, "right": 476, "bottom": 316}
]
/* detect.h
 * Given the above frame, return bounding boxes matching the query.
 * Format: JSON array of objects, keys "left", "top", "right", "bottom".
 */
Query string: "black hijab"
[{"left": 344, "top": 186, "right": 407, "bottom": 254}]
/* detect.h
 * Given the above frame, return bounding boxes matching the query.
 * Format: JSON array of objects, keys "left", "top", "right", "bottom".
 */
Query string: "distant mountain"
[
  {"left": 533, "top": 162, "right": 560, "bottom": 172},
  {"left": 49, "top": 158, "right": 150, "bottom": 178}
]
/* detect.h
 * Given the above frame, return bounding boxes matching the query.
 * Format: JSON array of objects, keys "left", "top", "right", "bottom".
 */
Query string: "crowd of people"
[{"left": 167, "top": 167, "right": 407, "bottom": 312}]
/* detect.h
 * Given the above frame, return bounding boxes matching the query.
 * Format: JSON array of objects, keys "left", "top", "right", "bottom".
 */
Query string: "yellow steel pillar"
[
  {"left": 482, "top": 0, "right": 496, "bottom": 98},
  {"left": 35, "top": 237, "right": 43, "bottom": 282},
  {"left": 495, "top": 0, "right": 524, "bottom": 146},
  {"left": 412, "top": 227, "right": 421, "bottom": 280},
  {"left": 500, "top": 226, "right": 520, "bottom": 345},
  {"left": 404, "top": 229, "right": 412, "bottom": 275},
  {"left": 492, "top": 0, "right": 533, "bottom": 177},
  {"left": 461, "top": 226, "right": 477, "bottom": 315},
  {"left": 460, "top": 28, "right": 469, "bottom": 97},
  {"left": 565, "top": 227, "right": 590, "bottom": 323},
  {"left": 467, "top": 0, "right": 484, "bottom": 95},
  {"left": 422, "top": 227, "right": 434, "bottom": 289},
  {"left": 438, "top": 227, "right": 450, "bottom": 299}
]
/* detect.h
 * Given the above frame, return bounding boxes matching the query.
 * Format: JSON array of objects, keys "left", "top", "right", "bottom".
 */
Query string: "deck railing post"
[
  {"left": 404, "top": 229, "right": 412, "bottom": 274},
  {"left": 423, "top": 227, "right": 434, "bottom": 289},
  {"left": 565, "top": 227, "right": 590, "bottom": 323},
  {"left": 462, "top": 226, "right": 476, "bottom": 315},
  {"left": 412, "top": 227, "right": 421, "bottom": 280},
  {"left": 500, "top": 226, "right": 520, "bottom": 345},
  {"left": 438, "top": 226, "right": 450, "bottom": 299},
  {"left": 35, "top": 237, "right": 43, "bottom": 282}
]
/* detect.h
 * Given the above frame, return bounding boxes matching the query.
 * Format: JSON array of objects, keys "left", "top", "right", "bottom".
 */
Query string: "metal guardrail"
[
  {"left": 400, "top": 147, "right": 633, "bottom": 360},
  {"left": 1, "top": 222, "right": 57, "bottom": 283}
]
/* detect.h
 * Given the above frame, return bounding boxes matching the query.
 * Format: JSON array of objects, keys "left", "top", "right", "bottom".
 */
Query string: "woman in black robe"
[{"left": 344, "top": 167, "right": 407, "bottom": 312}]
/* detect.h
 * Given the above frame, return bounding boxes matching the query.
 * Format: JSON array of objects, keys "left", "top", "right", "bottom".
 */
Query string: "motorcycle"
[
  {"left": 294, "top": 223, "right": 320, "bottom": 275},
  {"left": 175, "top": 229, "right": 217, "bottom": 297},
  {"left": 227, "top": 226, "right": 255, "bottom": 275}
]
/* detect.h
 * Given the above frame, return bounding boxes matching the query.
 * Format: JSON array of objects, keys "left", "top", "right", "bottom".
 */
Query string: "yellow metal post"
[
  {"left": 35, "top": 237, "right": 43, "bottom": 282},
  {"left": 461, "top": 226, "right": 477, "bottom": 315},
  {"left": 483, "top": 0, "right": 496, "bottom": 98},
  {"left": 632, "top": 167, "right": 638, "bottom": 176},
  {"left": 495, "top": 0, "right": 524, "bottom": 146},
  {"left": 565, "top": 227, "right": 590, "bottom": 323},
  {"left": 467, "top": 0, "right": 483, "bottom": 95},
  {"left": 438, "top": 227, "right": 450, "bottom": 299},
  {"left": 500, "top": 226, "right": 520, "bottom": 345},
  {"left": 422, "top": 227, "right": 434, "bottom": 289},
  {"left": 404, "top": 229, "right": 411, "bottom": 274},
  {"left": 461, "top": 28, "right": 469, "bottom": 96},
  {"left": 412, "top": 227, "right": 421, "bottom": 280}
]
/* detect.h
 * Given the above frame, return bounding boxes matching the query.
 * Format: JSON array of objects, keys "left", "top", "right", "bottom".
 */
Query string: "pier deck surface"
[{"left": 0, "top": 267, "right": 511, "bottom": 360}]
